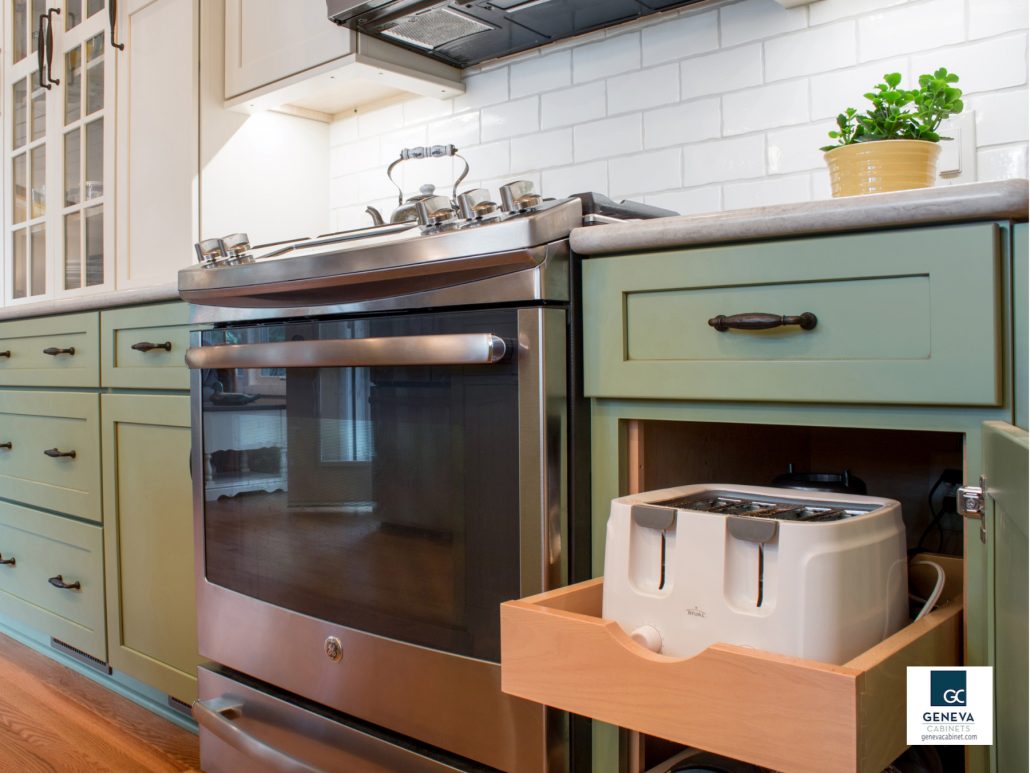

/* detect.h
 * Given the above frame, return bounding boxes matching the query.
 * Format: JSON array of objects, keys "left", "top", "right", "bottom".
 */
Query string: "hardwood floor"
[{"left": 0, "top": 633, "right": 200, "bottom": 772}]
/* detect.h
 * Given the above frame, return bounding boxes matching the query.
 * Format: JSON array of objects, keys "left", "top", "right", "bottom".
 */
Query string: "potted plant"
[{"left": 821, "top": 68, "right": 964, "bottom": 197}]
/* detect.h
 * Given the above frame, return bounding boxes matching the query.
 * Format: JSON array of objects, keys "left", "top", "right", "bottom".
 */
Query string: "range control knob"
[
  {"left": 500, "top": 180, "right": 542, "bottom": 214},
  {"left": 194, "top": 238, "right": 226, "bottom": 269},
  {"left": 457, "top": 188, "right": 500, "bottom": 222},
  {"left": 415, "top": 195, "right": 457, "bottom": 230},
  {"left": 221, "top": 232, "right": 254, "bottom": 265}
]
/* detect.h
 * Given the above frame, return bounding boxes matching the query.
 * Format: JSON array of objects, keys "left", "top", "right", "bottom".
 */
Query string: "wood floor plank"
[{"left": 0, "top": 633, "right": 200, "bottom": 772}]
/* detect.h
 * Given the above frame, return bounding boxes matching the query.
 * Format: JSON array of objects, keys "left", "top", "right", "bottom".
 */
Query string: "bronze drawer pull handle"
[
  {"left": 708, "top": 312, "right": 818, "bottom": 332},
  {"left": 0, "top": 351, "right": 10, "bottom": 358},
  {"left": 131, "top": 341, "right": 172, "bottom": 353},
  {"left": 0, "top": 554, "right": 15, "bottom": 566},
  {"left": 0, "top": 442, "right": 11, "bottom": 450},
  {"left": 44, "top": 448, "right": 76, "bottom": 459},
  {"left": 42, "top": 346, "right": 75, "bottom": 356},
  {"left": 48, "top": 575, "right": 80, "bottom": 591}
]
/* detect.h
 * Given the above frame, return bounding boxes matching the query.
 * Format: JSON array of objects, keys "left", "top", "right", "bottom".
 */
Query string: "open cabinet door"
[{"left": 982, "top": 420, "right": 1028, "bottom": 772}]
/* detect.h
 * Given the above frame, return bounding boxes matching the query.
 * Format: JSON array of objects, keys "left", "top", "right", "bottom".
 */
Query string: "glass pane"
[
  {"left": 30, "top": 0, "right": 43, "bottom": 53},
  {"left": 65, "top": 128, "right": 81, "bottom": 206},
  {"left": 12, "top": 78, "right": 27, "bottom": 149},
  {"left": 85, "top": 119, "right": 102, "bottom": 200},
  {"left": 65, "top": 211, "right": 81, "bottom": 290},
  {"left": 30, "top": 79, "right": 46, "bottom": 142},
  {"left": 12, "top": 230, "right": 26, "bottom": 299},
  {"left": 86, "top": 34, "right": 104, "bottom": 114},
  {"left": 30, "top": 145, "right": 45, "bottom": 218},
  {"left": 12, "top": 154, "right": 26, "bottom": 224},
  {"left": 13, "top": 0, "right": 26, "bottom": 62},
  {"left": 200, "top": 310, "right": 521, "bottom": 662},
  {"left": 65, "top": 47, "right": 82, "bottom": 125},
  {"left": 66, "top": 0, "right": 81, "bottom": 29},
  {"left": 86, "top": 0, "right": 102, "bottom": 17},
  {"left": 85, "top": 206, "right": 103, "bottom": 286},
  {"left": 30, "top": 222, "right": 45, "bottom": 296}
]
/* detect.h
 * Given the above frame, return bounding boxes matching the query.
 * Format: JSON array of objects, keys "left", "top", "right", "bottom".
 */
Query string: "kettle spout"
[{"left": 365, "top": 206, "right": 385, "bottom": 226}]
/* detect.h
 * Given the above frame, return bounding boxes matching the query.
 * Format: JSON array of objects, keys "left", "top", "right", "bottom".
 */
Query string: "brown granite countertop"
[{"left": 570, "top": 179, "right": 1029, "bottom": 256}]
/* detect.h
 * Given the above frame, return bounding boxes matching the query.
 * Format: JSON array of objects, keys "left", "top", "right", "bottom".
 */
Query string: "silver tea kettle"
[{"left": 366, "top": 144, "right": 469, "bottom": 226}]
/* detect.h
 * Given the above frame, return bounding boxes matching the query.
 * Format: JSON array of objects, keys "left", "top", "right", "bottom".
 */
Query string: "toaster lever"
[
  {"left": 631, "top": 505, "right": 675, "bottom": 531},
  {"left": 727, "top": 518, "right": 778, "bottom": 544}
]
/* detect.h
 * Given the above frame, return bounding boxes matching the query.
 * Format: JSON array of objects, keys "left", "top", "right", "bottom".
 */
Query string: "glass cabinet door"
[{"left": 4, "top": 0, "right": 114, "bottom": 302}]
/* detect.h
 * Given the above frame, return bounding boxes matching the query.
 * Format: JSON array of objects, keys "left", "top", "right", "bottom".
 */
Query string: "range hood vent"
[{"left": 327, "top": 0, "right": 709, "bottom": 68}]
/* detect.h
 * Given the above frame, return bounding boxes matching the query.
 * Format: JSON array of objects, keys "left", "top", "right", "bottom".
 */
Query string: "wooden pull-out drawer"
[
  {"left": 500, "top": 556, "right": 962, "bottom": 773},
  {"left": 0, "top": 501, "right": 105, "bottom": 661},
  {"left": 0, "top": 312, "right": 99, "bottom": 388},
  {"left": 583, "top": 224, "right": 1001, "bottom": 406},
  {"left": 0, "top": 391, "right": 101, "bottom": 521},
  {"left": 101, "top": 303, "right": 194, "bottom": 390}
]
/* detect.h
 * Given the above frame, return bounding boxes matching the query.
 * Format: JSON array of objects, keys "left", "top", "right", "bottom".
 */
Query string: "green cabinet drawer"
[
  {"left": 101, "top": 303, "right": 193, "bottom": 390},
  {"left": 583, "top": 223, "right": 1002, "bottom": 406},
  {"left": 0, "top": 391, "right": 101, "bottom": 521},
  {"left": 0, "top": 500, "right": 105, "bottom": 660},
  {"left": 0, "top": 312, "right": 99, "bottom": 388}
]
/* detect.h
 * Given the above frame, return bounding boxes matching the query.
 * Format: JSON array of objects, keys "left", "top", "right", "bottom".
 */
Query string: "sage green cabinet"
[
  {"left": 102, "top": 392, "right": 199, "bottom": 704},
  {"left": 101, "top": 302, "right": 192, "bottom": 390},
  {"left": 583, "top": 223, "right": 1001, "bottom": 406},
  {"left": 0, "top": 312, "right": 100, "bottom": 387}
]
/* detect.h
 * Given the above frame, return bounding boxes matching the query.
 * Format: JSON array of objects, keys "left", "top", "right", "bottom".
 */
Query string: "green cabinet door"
[
  {"left": 983, "top": 421, "right": 1028, "bottom": 773},
  {"left": 101, "top": 393, "right": 200, "bottom": 704}
]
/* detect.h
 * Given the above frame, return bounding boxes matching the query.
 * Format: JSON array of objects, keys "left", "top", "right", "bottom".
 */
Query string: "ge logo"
[{"left": 943, "top": 688, "right": 966, "bottom": 704}]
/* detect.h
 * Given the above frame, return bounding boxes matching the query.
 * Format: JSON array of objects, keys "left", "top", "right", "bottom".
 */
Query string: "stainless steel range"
[{"left": 180, "top": 161, "right": 674, "bottom": 772}]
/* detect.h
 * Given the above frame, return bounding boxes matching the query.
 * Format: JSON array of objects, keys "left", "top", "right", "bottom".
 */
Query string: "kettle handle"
[{"left": 386, "top": 145, "right": 470, "bottom": 206}]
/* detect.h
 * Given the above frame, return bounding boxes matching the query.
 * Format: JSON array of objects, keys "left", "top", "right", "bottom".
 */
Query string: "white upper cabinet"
[
  {"left": 114, "top": 0, "right": 199, "bottom": 289},
  {"left": 223, "top": 0, "right": 463, "bottom": 122},
  {"left": 4, "top": 0, "right": 115, "bottom": 303}
]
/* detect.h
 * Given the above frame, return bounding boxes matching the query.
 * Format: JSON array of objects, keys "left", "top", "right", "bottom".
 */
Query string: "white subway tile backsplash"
[
  {"left": 403, "top": 97, "right": 453, "bottom": 125},
  {"left": 765, "top": 22, "right": 857, "bottom": 82},
  {"left": 810, "top": 170, "right": 834, "bottom": 200},
  {"left": 575, "top": 115, "right": 643, "bottom": 162},
  {"left": 767, "top": 124, "right": 834, "bottom": 174},
  {"left": 379, "top": 126, "right": 428, "bottom": 164},
  {"left": 482, "top": 97, "right": 540, "bottom": 141},
  {"left": 427, "top": 112, "right": 481, "bottom": 148},
  {"left": 681, "top": 44, "right": 763, "bottom": 99},
  {"left": 644, "top": 187, "right": 722, "bottom": 216},
  {"left": 723, "top": 173, "right": 813, "bottom": 209},
  {"left": 809, "top": 59, "right": 910, "bottom": 118},
  {"left": 858, "top": 0, "right": 966, "bottom": 61},
  {"left": 641, "top": 10, "right": 719, "bottom": 66},
  {"left": 330, "top": 116, "right": 358, "bottom": 146},
  {"left": 461, "top": 141, "right": 511, "bottom": 182},
  {"left": 610, "top": 148, "right": 682, "bottom": 196},
  {"left": 358, "top": 167, "right": 397, "bottom": 201},
  {"left": 808, "top": 0, "right": 906, "bottom": 26},
  {"left": 511, "top": 50, "right": 572, "bottom": 98},
  {"left": 911, "top": 34, "right": 1029, "bottom": 95},
  {"left": 573, "top": 33, "right": 641, "bottom": 84},
  {"left": 720, "top": 0, "right": 807, "bottom": 47},
  {"left": 968, "top": 0, "right": 1030, "bottom": 40},
  {"left": 970, "top": 90, "right": 1030, "bottom": 146},
  {"left": 723, "top": 80, "right": 810, "bottom": 135},
  {"left": 332, "top": 137, "right": 381, "bottom": 177},
  {"left": 541, "top": 82, "right": 606, "bottom": 129},
  {"left": 356, "top": 103, "right": 405, "bottom": 138},
  {"left": 542, "top": 162, "right": 608, "bottom": 198},
  {"left": 644, "top": 98, "right": 721, "bottom": 149},
  {"left": 512, "top": 128, "right": 574, "bottom": 170},
  {"left": 454, "top": 68, "right": 509, "bottom": 112},
  {"left": 330, "top": 176, "right": 360, "bottom": 208},
  {"left": 683, "top": 135, "right": 766, "bottom": 186},
  {"left": 607, "top": 64, "right": 681, "bottom": 115},
  {"left": 977, "top": 144, "right": 1029, "bottom": 179}
]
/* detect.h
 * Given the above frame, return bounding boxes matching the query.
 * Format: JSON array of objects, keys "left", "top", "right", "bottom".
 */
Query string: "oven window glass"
[{"left": 199, "top": 310, "right": 520, "bottom": 662}]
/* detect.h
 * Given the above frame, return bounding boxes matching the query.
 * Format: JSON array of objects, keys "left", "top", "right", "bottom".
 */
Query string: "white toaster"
[{"left": 601, "top": 484, "right": 909, "bottom": 665}]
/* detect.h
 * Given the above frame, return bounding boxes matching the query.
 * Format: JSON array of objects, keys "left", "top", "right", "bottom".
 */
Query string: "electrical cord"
[
  {"left": 911, "top": 560, "right": 946, "bottom": 621},
  {"left": 914, "top": 469, "right": 962, "bottom": 554}
]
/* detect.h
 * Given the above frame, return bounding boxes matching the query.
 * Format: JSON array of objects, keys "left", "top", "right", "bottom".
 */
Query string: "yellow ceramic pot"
[{"left": 823, "top": 139, "right": 941, "bottom": 197}]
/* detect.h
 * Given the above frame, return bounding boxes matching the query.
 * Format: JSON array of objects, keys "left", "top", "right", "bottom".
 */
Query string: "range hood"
[{"left": 327, "top": 0, "right": 708, "bottom": 68}]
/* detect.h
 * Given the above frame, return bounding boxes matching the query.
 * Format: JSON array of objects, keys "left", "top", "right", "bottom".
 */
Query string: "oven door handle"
[
  {"left": 193, "top": 696, "right": 322, "bottom": 773},
  {"left": 185, "top": 333, "right": 508, "bottom": 370}
]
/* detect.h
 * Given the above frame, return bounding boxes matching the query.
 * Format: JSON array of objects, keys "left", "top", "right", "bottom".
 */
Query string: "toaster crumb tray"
[{"left": 500, "top": 554, "right": 963, "bottom": 773}]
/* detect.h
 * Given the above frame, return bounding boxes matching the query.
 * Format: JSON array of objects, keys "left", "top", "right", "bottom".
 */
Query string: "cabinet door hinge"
[{"left": 957, "top": 475, "right": 987, "bottom": 544}]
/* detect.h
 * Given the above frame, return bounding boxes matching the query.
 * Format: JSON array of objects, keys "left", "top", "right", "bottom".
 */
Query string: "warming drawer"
[{"left": 583, "top": 223, "right": 1002, "bottom": 406}]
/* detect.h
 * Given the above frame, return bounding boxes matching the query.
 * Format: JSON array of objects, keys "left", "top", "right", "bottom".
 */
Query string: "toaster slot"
[
  {"left": 629, "top": 505, "right": 676, "bottom": 594},
  {"left": 726, "top": 518, "right": 778, "bottom": 611}
]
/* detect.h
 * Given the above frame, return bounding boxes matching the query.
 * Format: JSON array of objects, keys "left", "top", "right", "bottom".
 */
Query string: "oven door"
[{"left": 188, "top": 307, "right": 566, "bottom": 772}]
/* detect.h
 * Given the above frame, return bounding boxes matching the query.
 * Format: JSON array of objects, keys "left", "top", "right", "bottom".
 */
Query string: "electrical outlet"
[{"left": 937, "top": 111, "right": 977, "bottom": 184}]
